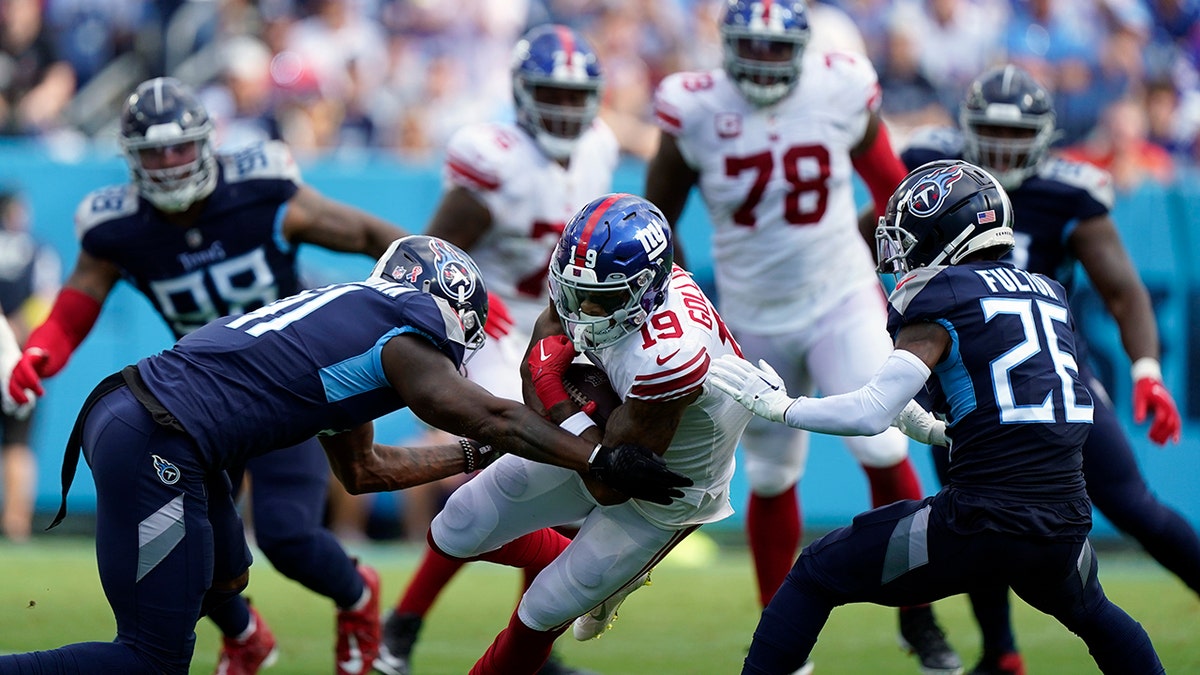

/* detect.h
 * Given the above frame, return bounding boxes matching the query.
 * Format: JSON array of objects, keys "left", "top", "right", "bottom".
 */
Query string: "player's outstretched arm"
[
  {"left": 320, "top": 422, "right": 490, "bottom": 493},
  {"left": 282, "top": 185, "right": 409, "bottom": 258},
  {"left": 383, "top": 333, "right": 692, "bottom": 505},
  {"left": 7, "top": 251, "right": 115, "bottom": 405},
  {"left": 1072, "top": 214, "right": 1181, "bottom": 444}
]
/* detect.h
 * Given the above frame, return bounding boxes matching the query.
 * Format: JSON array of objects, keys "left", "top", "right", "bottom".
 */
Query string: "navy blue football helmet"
[
  {"left": 549, "top": 194, "right": 674, "bottom": 351},
  {"left": 876, "top": 160, "right": 1014, "bottom": 277},
  {"left": 370, "top": 235, "right": 489, "bottom": 356},
  {"left": 511, "top": 24, "right": 603, "bottom": 160},
  {"left": 960, "top": 65, "right": 1057, "bottom": 190},
  {"left": 119, "top": 77, "right": 217, "bottom": 212},
  {"left": 721, "top": 0, "right": 810, "bottom": 107}
]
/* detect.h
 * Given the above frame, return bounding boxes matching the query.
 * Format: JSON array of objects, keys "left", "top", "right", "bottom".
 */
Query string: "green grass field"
[{"left": 1, "top": 534, "right": 1197, "bottom": 674}]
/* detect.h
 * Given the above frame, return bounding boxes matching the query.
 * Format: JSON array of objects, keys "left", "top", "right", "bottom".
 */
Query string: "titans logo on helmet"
[{"left": 908, "top": 164, "right": 965, "bottom": 217}]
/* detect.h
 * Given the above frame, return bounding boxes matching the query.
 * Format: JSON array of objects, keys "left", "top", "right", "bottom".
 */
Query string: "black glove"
[{"left": 587, "top": 443, "right": 693, "bottom": 505}]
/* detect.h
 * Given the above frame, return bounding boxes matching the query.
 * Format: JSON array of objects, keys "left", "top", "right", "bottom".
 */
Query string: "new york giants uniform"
[
  {"left": 444, "top": 121, "right": 618, "bottom": 332},
  {"left": 15, "top": 281, "right": 465, "bottom": 673},
  {"left": 431, "top": 268, "right": 752, "bottom": 631},
  {"left": 654, "top": 52, "right": 908, "bottom": 492},
  {"left": 902, "top": 130, "right": 1200, "bottom": 594},
  {"left": 743, "top": 263, "right": 1163, "bottom": 674},
  {"left": 72, "top": 141, "right": 372, "bottom": 650},
  {"left": 443, "top": 121, "right": 617, "bottom": 399}
]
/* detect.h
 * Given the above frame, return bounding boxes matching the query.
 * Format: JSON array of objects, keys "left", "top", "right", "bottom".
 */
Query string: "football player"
[
  {"left": 374, "top": 24, "right": 618, "bottom": 675},
  {"left": 0, "top": 235, "right": 690, "bottom": 675},
  {"left": 711, "top": 160, "right": 1165, "bottom": 675},
  {"left": 643, "top": 2, "right": 959, "bottom": 671},
  {"left": 422, "top": 194, "right": 751, "bottom": 675},
  {"left": 899, "top": 65, "right": 1194, "bottom": 675},
  {"left": 5, "top": 77, "right": 408, "bottom": 675}
]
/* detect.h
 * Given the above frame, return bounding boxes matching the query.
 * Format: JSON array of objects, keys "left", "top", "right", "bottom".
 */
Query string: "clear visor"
[{"left": 549, "top": 266, "right": 652, "bottom": 350}]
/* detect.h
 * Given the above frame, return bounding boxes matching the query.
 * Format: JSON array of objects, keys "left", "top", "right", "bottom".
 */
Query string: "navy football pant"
[
  {"left": 0, "top": 387, "right": 249, "bottom": 674},
  {"left": 741, "top": 498, "right": 1163, "bottom": 675},
  {"left": 931, "top": 372, "right": 1200, "bottom": 654},
  {"left": 207, "top": 438, "right": 363, "bottom": 636}
]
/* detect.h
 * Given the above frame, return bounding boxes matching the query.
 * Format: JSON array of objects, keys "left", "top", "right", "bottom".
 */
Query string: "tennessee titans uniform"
[
  {"left": 742, "top": 262, "right": 1164, "bottom": 674},
  {"left": 904, "top": 130, "right": 1200, "bottom": 598},
  {"left": 72, "top": 141, "right": 370, "bottom": 648},
  {"left": 2, "top": 281, "right": 462, "bottom": 673}
]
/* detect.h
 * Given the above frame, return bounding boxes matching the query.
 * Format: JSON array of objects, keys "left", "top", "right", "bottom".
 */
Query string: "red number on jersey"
[
  {"left": 724, "top": 144, "right": 831, "bottom": 227},
  {"left": 681, "top": 73, "right": 715, "bottom": 92},
  {"left": 514, "top": 220, "right": 566, "bottom": 297},
  {"left": 639, "top": 311, "right": 685, "bottom": 349}
]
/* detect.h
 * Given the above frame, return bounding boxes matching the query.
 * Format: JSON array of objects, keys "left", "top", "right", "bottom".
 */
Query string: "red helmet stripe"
[
  {"left": 762, "top": 0, "right": 773, "bottom": 20},
  {"left": 556, "top": 25, "right": 575, "bottom": 67},
  {"left": 573, "top": 193, "right": 624, "bottom": 266}
]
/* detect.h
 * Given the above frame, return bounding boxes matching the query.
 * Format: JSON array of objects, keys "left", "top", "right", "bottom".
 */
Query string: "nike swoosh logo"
[
  {"left": 656, "top": 350, "right": 680, "bottom": 366},
  {"left": 539, "top": 341, "right": 552, "bottom": 362},
  {"left": 339, "top": 634, "right": 362, "bottom": 674}
]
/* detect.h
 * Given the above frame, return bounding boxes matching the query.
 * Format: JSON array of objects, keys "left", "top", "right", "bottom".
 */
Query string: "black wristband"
[{"left": 460, "top": 438, "right": 478, "bottom": 474}]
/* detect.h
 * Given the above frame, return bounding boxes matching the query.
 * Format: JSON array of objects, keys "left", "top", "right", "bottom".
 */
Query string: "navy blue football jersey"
[
  {"left": 901, "top": 127, "right": 1113, "bottom": 290},
  {"left": 75, "top": 141, "right": 303, "bottom": 338},
  {"left": 888, "top": 262, "right": 1092, "bottom": 516},
  {"left": 136, "top": 279, "right": 469, "bottom": 468}
]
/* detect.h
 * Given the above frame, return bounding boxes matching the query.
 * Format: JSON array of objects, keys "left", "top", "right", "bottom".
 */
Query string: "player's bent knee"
[
  {"left": 200, "top": 569, "right": 250, "bottom": 617},
  {"left": 746, "top": 460, "right": 803, "bottom": 497},
  {"left": 428, "top": 487, "right": 501, "bottom": 558},
  {"left": 846, "top": 430, "right": 910, "bottom": 468}
]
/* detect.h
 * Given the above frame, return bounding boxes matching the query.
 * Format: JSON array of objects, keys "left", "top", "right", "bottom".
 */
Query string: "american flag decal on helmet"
[{"left": 977, "top": 210, "right": 996, "bottom": 224}]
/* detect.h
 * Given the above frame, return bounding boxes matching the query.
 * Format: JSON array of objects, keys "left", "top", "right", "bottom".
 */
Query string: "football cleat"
[
  {"left": 373, "top": 611, "right": 422, "bottom": 675},
  {"left": 898, "top": 605, "right": 964, "bottom": 675},
  {"left": 969, "top": 651, "right": 1026, "bottom": 675},
  {"left": 214, "top": 604, "right": 278, "bottom": 675},
  {"left": 572, "top": 570, "right": 652, "bottom": 641},
  {"left": 336, "top": 563, "right": 381, "bottom": 675}
]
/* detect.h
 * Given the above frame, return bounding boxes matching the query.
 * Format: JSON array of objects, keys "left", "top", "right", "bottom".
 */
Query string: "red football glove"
[
  {"left": 527, "top": 334, "right": 578, "bottom": 410},
  {"left": 484, "top": 292, "right": 513, "bottom": 340},
  {"left": 1132, "top": 358, "right": 1181, "bottom": 445},
  {"left": 9, "top": 348, "right": 50, "bottom": 405}
]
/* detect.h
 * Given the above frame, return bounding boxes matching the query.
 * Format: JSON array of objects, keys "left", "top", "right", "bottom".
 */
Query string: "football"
[{"left": 562, "top": 363, "right": 622, "bottom": 431}]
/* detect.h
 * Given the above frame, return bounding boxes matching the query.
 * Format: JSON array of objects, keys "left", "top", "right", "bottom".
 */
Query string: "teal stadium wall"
[{"left": 2, "top": 140, "right": 1198, "bottom": 539}]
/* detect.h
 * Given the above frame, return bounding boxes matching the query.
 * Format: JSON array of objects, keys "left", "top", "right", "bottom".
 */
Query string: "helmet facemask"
[
  {"left": 514, "top": 78, "right": 601, "bottom": 160},
  {"left": 121, "top": 119, "right": 217, "bottom": 213},
  {"left": 550, "top": 263, "right": 658, "bottom": 351},
  {"left": 723, "top": 31, "right": 807, "bottom": 106}
]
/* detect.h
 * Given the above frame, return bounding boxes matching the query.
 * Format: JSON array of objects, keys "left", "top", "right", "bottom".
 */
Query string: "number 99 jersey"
[
  {"left": 887, "top": 261, "right": 1092, "bottom": 513},
  {"left": 653, "top": 51, "right": 881, "bottom": 333}
]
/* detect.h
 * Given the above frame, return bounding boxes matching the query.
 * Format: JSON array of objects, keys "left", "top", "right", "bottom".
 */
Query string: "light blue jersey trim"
[
  {"left": 320, "top": 328, "right": 403, "bottom": 402},
  {"left": 319, "top": 326, "right": 449, "bottom": 402},
  {"left": 273, "top": 203, "right": 291, "bottom": 253},
  {"left": 932, "top": 318, "right": 976, "bottom": 425}
]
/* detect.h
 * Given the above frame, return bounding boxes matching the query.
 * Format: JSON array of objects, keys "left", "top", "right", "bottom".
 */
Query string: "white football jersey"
[
  {"left": 587, "top": 267, "right": 752, "bottom": 529},
  {"left": 654, "top": 52, "right": 882, "bottom": 333},
  {"left": 443, "top": 120, "right": 619, "bottom": 330}
]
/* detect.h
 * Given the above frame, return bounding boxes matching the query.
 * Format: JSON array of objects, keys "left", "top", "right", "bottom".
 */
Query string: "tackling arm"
[
  {"left": 320, "top": 422, "right": 477, "bottom": 493},
  {"left": 282, "top": 185, "right": 408, "bottom": 258}
]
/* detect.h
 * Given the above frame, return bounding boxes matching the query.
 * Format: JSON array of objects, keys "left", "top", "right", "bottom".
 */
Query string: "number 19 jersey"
[{"left": 654, "top": 53, "right": 882, "bottom": 333}]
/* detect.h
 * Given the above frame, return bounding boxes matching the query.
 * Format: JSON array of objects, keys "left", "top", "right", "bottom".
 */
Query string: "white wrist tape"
[
  {"left": 1131, "top": 357, "right": 1162, "bottom": 382},
  {"left": 560, "top": 411, "right": 598, "bottom": 436}
]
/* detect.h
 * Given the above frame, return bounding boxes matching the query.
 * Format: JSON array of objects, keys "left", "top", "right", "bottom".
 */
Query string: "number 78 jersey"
[
  {"left": 887, "top": 261, "right": 1092, "bottom": 498},
  {"left": 653, "top": 52, "right": 882, "bottom": 332}
]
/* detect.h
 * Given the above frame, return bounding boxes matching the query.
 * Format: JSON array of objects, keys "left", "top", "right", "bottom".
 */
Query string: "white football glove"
[
  {"left": 0, "top": 319, "right": 34, "bottom": 420},
  {"left": 893, "top": 400, "right": 949, "bottom": 447},
  {"left": 708, "top": 354, "right": 794, "bottom": 423}
]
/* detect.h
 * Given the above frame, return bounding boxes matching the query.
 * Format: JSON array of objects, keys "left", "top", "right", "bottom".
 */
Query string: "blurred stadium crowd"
[{"left": 2, "top": 0, "right": 1199, "bottom": 189}]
